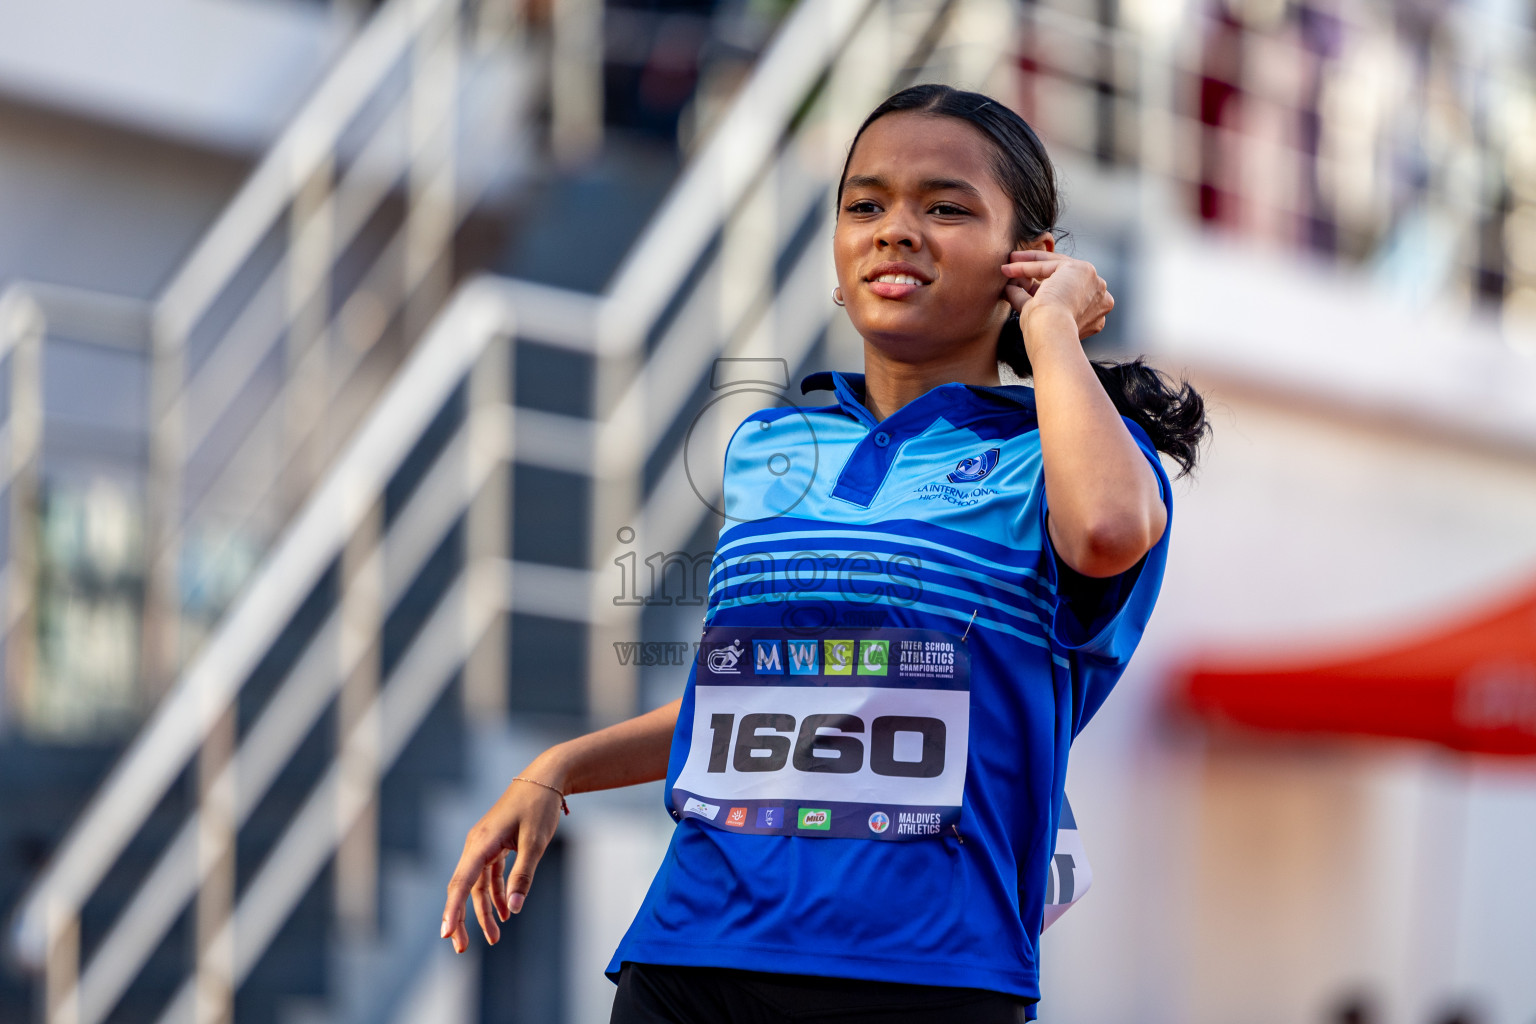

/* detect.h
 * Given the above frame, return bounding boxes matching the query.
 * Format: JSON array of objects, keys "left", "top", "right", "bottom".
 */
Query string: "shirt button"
[{"left": 873, "top": 431, "right": 891, "bottom": 447}]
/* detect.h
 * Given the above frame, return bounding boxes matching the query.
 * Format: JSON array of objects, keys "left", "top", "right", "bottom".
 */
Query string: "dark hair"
[{"left": 838, "top": 83, "right": 1210, "bottom": 477}]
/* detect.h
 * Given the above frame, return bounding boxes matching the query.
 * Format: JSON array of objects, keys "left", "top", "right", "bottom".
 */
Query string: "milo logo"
[{"left": 797, "top": 808, "right": 831, "bottom": 830}]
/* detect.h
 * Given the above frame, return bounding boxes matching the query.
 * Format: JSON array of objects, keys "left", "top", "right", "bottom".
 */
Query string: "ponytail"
[{"left": 998, "top": 312, "right": 1209, "bottom": 478}]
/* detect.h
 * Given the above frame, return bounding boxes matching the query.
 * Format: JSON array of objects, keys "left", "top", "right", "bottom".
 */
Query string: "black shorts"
[{"left": 610, "top": 962, "right": 1033, "bottom": 1024}]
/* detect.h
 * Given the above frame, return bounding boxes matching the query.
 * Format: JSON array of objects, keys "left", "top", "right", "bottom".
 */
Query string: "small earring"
[{"left": 832, "top": 287, "right": 845, "bottom": 307}]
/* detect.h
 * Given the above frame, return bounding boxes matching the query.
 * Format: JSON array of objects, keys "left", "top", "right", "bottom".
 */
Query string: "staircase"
[
  {"left": 0, "top": 0, "right": 546, "bottom": 731},
  {"left": 5, "top": 0, "right": 1023, "bottom": 1020}
]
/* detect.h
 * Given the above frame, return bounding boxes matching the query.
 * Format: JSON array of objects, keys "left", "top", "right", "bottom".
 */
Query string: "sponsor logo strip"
[
  {"left": 697, "top": 626, "right": 970, "bottom": 691},
  {"left": 706, "top": 597, "right": 1071, "bottom": 668},
  {"left": 672, "top": 791, "right": 956, "bottom": 840}
]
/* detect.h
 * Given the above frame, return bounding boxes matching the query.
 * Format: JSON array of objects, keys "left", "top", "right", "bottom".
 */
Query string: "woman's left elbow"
[{"left": 1078, "top": 507, "right": 1165, "bottom": 578}]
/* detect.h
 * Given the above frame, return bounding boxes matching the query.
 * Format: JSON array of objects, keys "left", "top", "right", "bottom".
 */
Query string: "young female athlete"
[{"left": 441, "top": 84, "right": 1208, "bottom": 1022}]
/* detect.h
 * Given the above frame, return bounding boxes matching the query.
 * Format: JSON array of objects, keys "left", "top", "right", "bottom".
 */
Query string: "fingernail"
[
  {"left": 440, "top": 920, "right": 450, "bottom": 938},
  {"left": 508, "top": 892, "right": 524, "bottom": 915}
]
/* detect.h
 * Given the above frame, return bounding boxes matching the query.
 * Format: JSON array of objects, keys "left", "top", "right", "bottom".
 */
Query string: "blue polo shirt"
[{"left": 607, "top": 370, "right": 1173, "bottom": 1004}]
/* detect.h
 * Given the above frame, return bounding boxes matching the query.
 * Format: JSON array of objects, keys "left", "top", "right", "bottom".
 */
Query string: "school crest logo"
[{"left": 947, "top": 448, "right": 1000, "bottom": 483}]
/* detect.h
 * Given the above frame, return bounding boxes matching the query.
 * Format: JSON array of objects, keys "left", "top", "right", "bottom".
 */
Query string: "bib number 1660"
[{"left": 706, "top": 713, "right": 946, "bottom": 778}]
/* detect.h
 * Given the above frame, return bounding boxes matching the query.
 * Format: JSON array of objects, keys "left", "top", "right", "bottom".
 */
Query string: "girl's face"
[{"left": 833, "top": 111, "right": 1024, "bottom": 363}]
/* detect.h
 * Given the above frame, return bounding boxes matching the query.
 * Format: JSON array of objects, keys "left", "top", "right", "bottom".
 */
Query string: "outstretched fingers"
[{"left": 442, "top": 829, "right": 506, "bottom": 953}]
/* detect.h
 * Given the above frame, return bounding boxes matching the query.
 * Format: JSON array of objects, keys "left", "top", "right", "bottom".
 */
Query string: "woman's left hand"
[{"left": 1001, "top": 251, "right": 1114, "bottom": 341}]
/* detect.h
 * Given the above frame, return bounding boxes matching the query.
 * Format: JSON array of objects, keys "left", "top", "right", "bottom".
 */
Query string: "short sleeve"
[{"left": 1037, "top": 417, "right": 1173, "bottom": 666}]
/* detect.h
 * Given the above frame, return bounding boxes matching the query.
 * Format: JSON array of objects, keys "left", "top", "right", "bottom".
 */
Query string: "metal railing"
[
  {"left": 8, "top": 277, "right": 582, "bottom": 1024},
  {"left": 0, "top": 288, "right": 46, "bottom": 729},
  {"left": 0, "top": 0, "right": 604, "bottom": 738},
  {"left": 0, "top": 284, "right": 155, "bottom": 735},
  {"left": 137, "top": 0, "right": 548, "bottom": 700},
  {"left": 8, "top": 0, "right": 1021, "bottom": 1020}
]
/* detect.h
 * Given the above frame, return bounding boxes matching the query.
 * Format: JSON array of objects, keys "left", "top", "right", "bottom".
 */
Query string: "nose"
[{"left": 875, "top": 206, "right": 921, "bottom": 251}]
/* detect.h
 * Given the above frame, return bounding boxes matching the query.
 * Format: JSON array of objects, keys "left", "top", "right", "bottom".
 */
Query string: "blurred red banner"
[{"left": 1175, "top": 581, "right": 1536, "bottom": 755}]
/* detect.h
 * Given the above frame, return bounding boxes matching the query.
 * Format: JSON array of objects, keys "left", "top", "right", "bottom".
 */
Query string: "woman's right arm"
[{"left": 440, "top": 696, "right": 682, "bottom": 952}]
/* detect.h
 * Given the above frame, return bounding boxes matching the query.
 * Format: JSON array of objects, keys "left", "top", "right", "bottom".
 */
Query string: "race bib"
[
  {"left": 1041, "top": 795, "right": 1093, "bottom": 930},
  {"left": 672, "top": 626, "right": 970, "bottom": 840}
]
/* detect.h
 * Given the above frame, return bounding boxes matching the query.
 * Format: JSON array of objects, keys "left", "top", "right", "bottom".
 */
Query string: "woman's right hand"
[
  {"left": 437, "top": 696, "right": 681, "bottom": 952},
  {"left": 441, "top": 774, "right": 565, "bottom": 952}
]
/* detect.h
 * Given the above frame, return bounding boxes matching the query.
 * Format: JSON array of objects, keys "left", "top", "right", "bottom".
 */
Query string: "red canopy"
[{"left": 1174, "top": 579, "right": 1536, "bottom": 755}]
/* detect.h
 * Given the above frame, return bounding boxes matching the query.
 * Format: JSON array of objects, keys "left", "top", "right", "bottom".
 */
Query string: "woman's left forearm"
[{"left": 1023, "top": 304, "right": 1166, "bottom": 577}]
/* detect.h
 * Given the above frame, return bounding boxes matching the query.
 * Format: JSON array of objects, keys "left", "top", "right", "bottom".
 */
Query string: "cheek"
[
  {"left": 939, "top": 245, "right": 1010, "bottom": 307},
  {"left": 832, "top": 225, "right": 861, "bottom": 284}
]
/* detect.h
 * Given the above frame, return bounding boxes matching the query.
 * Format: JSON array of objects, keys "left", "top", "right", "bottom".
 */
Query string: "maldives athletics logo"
[{"left": 867, "top": 811, "right": 891, "bottom": 834}]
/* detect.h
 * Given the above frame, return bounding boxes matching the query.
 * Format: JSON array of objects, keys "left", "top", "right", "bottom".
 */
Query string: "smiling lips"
[{"left": 864, "top": 262, "right": 931, "bottom": 299}]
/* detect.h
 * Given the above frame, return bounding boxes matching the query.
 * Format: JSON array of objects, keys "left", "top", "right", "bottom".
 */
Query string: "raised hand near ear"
[{"left": 1001, "top": 251, "right": 1114, "bottom": 342}]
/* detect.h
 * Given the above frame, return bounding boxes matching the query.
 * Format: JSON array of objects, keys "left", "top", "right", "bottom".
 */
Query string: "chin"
[
  {"left": 861, "top": 328, "right": 959, "bottom": 365},
  {"left": 853, "top": 309, "right": 967, "bottom": 356}
]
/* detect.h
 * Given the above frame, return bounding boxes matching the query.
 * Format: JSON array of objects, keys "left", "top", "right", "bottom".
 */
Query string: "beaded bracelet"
[{"left": 513, "top": 776, "right": 570, "bottom": 814}]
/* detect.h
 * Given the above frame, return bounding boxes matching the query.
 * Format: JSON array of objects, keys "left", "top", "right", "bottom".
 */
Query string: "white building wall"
[
  {"left": 0, "top": 0, "right": 349, "bottom": 298},
  {"left": 0, "top": 105, "right": 249, "bottom": 298},
  {"left": 0, "top": 0, "right": 348, "bottom": 154}
]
